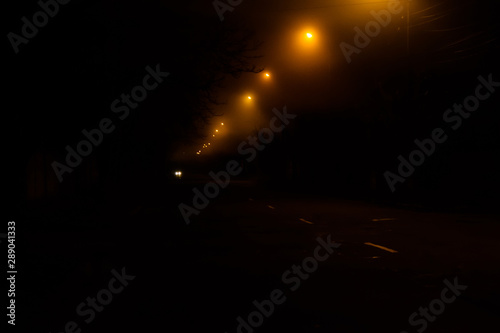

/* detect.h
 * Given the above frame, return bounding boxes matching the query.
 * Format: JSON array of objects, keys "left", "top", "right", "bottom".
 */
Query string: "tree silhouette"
[{"left": 7, "top": 0, "right": 263, "bottom": 202}]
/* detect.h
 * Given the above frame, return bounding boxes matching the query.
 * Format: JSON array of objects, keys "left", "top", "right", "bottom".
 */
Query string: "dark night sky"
[{"left": 4, "top": 0, "right": 500, "bottom": 200}]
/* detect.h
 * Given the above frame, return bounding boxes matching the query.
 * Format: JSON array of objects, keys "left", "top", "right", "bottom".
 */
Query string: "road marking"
[
  {"left": 364, "top": 242, "right": 398, "bottom": 253},
  {"left": 267, "top": 205, "right": 275, "bottom": 209},
  {"left": 371, "top": 218, "right": 397, "bottom": 221},
  {"left": 299, "top": 218, "right": 313, "bottom": 225}
]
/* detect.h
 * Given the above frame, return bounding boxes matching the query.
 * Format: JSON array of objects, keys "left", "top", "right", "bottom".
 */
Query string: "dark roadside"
[{"left": 16, "top": 178, "right": 500, "bottom": 333}]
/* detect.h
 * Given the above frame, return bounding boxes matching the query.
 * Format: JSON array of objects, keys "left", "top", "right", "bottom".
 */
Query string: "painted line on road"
[
  {"left": 364, "top": 242, "right": 398, "bottom": 253},
  {"left": 371, "top": 218, "right": 397, "bottom": 221},
  {"left": 299, "top": 218, "right": 313, "bottom": 225},
  {"left": 267, "top": 205, "right": 276, "bottom": 209}
]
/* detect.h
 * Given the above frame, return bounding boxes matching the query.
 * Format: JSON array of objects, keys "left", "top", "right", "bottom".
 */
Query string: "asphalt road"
[{"left": 22, "top": 180, "right": 500, "bottom": 332}]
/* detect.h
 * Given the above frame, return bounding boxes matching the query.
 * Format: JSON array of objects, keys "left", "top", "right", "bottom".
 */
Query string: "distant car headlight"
[{"left": 174, "top": 171, "right": 182, "bottom": 178}]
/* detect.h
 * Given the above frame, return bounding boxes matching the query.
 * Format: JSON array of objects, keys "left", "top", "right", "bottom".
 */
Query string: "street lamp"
[
  {"left": 299, "top": 29, "right": 334, "bottom": 77},
  {"left": 261, "top": 72, "right": 273, "bottom": 84}
]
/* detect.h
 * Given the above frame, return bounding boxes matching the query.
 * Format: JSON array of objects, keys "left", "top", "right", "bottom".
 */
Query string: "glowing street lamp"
[{"left": 306, "top": 33, "right": 313, "bottom": 38}]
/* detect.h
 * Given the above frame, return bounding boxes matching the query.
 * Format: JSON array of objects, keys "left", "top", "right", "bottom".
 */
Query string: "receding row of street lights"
[
  {"left": 195, "top": 32, "right": 314, "bottom": 155},
  {"left": 196, "top": 122, "right": 225, "bottom": 155}
]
